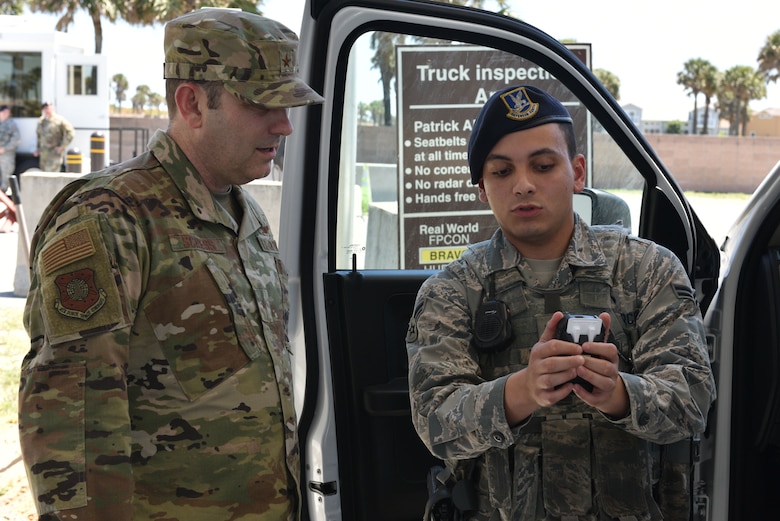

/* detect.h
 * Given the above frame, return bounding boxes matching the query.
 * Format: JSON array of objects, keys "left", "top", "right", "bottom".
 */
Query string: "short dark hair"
[
  {"left": 165, "top": 79, "right": 224, "bottom": 117},
  {"left": 560, "top": 122, "right": 578, "bottom": 160}
]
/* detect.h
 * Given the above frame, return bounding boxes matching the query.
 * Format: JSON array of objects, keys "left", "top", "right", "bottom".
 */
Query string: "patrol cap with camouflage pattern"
[
  {"left": 163, "top": 8, "right": 325, "bottom": 109},
  {"left": 467, "top": 85, "right": 572, "bottom": 184}
]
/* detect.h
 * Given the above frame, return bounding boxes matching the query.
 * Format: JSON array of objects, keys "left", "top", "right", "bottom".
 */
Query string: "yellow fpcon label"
[{"left": 419, "top": 246, "right": 467, "bottom": 264}]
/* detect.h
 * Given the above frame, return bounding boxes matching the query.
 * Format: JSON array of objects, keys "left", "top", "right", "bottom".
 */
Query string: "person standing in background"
[
  {"left": 0, "top": 104, "right": 20, "bottom": 192},
  {"left": 35, "top": 101, "right": 74, "bottom": 172}
]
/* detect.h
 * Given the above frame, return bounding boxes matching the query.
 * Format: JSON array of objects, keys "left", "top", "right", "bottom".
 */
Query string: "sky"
[{"left": 22, "top": 0, "right": 780, "bottom": 121}]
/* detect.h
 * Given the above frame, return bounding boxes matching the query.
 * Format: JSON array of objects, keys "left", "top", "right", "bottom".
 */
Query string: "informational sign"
[{"left": 397, "top": 45, "right": 591, "bottom": 269}]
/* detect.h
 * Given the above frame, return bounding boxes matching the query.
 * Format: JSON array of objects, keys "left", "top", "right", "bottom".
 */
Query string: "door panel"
[
  {"left": 323, "top": 270, "right": 436, "bottom": 520},
  {"left": 723, "top": 241, "right": 780, "bottom": 517}
]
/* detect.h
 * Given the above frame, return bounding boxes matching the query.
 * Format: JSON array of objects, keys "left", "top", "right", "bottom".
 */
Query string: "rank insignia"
[
  {"left": 500, "top": 86, "right": 540, "bottom": 121},
  {"left": 54, "top": 268, "right": 107, "bottom": 320}
]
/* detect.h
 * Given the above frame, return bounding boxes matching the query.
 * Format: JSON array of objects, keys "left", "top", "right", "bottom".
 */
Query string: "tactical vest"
[{"left": 455, "top": 226, "right": 688, "bottom": 521}]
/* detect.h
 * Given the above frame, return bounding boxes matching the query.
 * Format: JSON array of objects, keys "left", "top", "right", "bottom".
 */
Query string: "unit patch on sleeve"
[
  {"left": 54, "top": 268, "right": 107, "bottom": 320},
  {"left": 38, "top": 217, "right": 128, "bottom": 343}
]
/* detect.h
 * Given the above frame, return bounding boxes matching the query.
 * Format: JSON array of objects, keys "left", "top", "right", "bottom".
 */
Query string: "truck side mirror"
[{"left": 573, "top": 188, "right": 632, "bottom": 229}]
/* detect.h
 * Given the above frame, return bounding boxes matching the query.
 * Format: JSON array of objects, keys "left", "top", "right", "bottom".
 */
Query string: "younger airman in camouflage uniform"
[
  {"left": 35, "top": 102, "right": 74, "bottom": 172},
  {"left": 406, "top": 85, "right": 715, "bottom": 521},
  {"left": 19, "top": 9, "right": 324, "bottom": 520}
]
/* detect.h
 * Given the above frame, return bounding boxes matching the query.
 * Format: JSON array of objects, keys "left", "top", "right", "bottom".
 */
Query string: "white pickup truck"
[{"left": 282, "top": 1, "right": 780, "bottom": 520}]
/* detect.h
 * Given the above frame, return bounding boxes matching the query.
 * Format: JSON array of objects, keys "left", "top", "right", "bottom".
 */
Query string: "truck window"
[
  {"left": 0, "top": 51, "right": 42, "bottom": 116},
  {"left": 334, "top": 31, "right": 642, "bottom": 271},
  {"left": 67, "top": 64, "right": 99, "bottom": 95}
]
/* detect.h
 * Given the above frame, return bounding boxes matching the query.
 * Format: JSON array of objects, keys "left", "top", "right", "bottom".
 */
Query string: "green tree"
[
  {"left": 132, "top": 84, "right": 150, "bottom": 114},
  {"left": 719, "top": 65, "right": 766, "bottom": 136},
  {"left": 367, "top": 100, "right": 385, "bottom": 125},
  {"left": 677, "top": 58, "right": 716, "bottom": 135},
  {"left": 26, "top": 0, "right": 262, "bottom": 54},
  {"left": 715, "top": 88, "right": 738, "bottom": 135},
  {"left": 0, "top": 1, "right": 24, "bottom": 14},
  {"left": 147, "top": 92, "right": 164, "bottom": 116},
  {"left": 27, "top": 0, "right": 119, "bottom": 53},
  {"left": 594, "top": 68, "right": 620, "bottom": 100},
  {"left": 111, "top": 72, "right": 128, "bottom": 113},
  {"left": 357, "top": 101, "right": 370, "bottom": 124},
  {"left": 698, "top": 64, "right": 720, "bottom": 135},
  {"left": 758, "top": 29, "right": 780, "bottom": 83},
  {"left": 370, "top": 31, "right": 404, "bottom": 126},
  {"left": 368, "top": 0, "right": 512, "bottom": 126},
  {"left": 122, "top": 0, "right": 260, "bottom": 25},
  {"left": 357, "top": 100, "right": 386, "bottom": 125},
  {"left": 665, "top": 120, "right": 684, "bottom": 134}
]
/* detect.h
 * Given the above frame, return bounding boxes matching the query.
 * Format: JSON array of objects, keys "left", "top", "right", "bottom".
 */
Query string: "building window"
[
  {"left": 67, "top": 64, "right": 98, "bottom": 95},
  {"left": 0, "top": 51, "right": 42, "bottom": 117}
]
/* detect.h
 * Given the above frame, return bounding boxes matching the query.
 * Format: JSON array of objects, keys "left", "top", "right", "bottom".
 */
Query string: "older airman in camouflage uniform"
[
  {"left": 35, "top": 102, "right": 74, "bottom": 172},
  {"left": 0, "top": 104, "right": 21, "bottom": 191},
  {"left": 19, "top": 8, "right": 323, "bottom": 520},
  {"left": 406, "top": 86, "right": 715, "bottom": 521}
]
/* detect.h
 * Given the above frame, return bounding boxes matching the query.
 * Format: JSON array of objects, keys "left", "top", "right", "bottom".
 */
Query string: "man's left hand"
[{"left": 573, "top": 312, "right": 630, "bottom": 418}]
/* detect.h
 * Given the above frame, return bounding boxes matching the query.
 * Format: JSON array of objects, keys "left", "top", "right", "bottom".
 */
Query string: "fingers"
[
  {"left": 598, "top": 311, "right": 611, "bottom": 339},
  {"left": 539, "top": 311, "right": 564, "bottom": 343},
  {"left": 527, "top": 339, "right": 586, "bottom": 407}
]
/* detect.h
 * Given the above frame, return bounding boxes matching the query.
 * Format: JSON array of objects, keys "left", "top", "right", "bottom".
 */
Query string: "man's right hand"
[{"left": 503, "top": 312, "right": 585, "bottom": 425}]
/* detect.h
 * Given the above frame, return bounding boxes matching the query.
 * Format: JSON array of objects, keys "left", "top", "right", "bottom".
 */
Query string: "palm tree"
[
  {"left": 26, "top": 0, "right": 262, "bottom": 54},
  {"left": 122, "top": 0, "right": 260, "bottom": 25},
  {"left": 677, "top": 58, "right": 715, "bottom": 135},
  {"left": 368, "top": 0, "right": 513, "bottom": 126},
  {"left": 111, "top": 73, "right": 128, "bottom": 113},
  {"left": 27, "top": 0, "right": 119, "bottom": 53},
  {"left": 370, "top": 32, "right": 405, "bottom": 127},
  {"left": 719, "top": 66, "right": 766, "bottom": 136},
  {"left": 699, "top": 63, "right": 720, "bottom": 135},
  {"left": 758, "top": 31, "right": 780, "bottom": 82},
  {"left": 0, "top": 1, "right": 24, "bottom": 14},
  {"left": 594, "top": 68, "right": 620, "bottom": 100},
  {"left": 715, "top": 87, "right": 738, "bottom": 136},
  {"left": 132, "top": 84, "right": 150, "bottom": 115},
  {"left": 740, "top": 71, "right": 767, "bottom": 136},
  {"left": 148, "top": 92, "right": 165, "bottom": 116},
  {"left": 758, "top": 29, "right": 780, "bottom": 83}
]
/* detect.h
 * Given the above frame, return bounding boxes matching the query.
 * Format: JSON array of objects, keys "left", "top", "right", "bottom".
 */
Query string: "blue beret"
[{"left": 467, "top": 85, "right": 573, "bottom": 184}]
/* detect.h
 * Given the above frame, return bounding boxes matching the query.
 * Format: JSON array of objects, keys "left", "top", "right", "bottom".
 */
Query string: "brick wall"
[
  {"left": 112, "top": 119, "right": 780, "bottom": 195},
  {"left": 645, "top": 134, "right": 780, "bottom": 193}
]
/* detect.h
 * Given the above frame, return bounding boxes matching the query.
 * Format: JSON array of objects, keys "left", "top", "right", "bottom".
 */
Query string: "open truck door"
[{"left": 281, "top": 1, "right": 720, "bottom": 519}]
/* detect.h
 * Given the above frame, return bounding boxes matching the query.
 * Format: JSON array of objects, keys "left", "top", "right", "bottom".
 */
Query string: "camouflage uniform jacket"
[
  {"left": 0, "top": 117, "right": 20, "bottom": 189},
  {"left": 36, "top": 113, "right": 74, "bottom": 152},
  {"left": 0, "top": 116, "right": 20, "bottom": 153},
  {"left": 19, "top": 130, "right": 300, "bottom": 520},
  {"left": 406, "top": 216, "right": 715, "bottom": 521}
]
